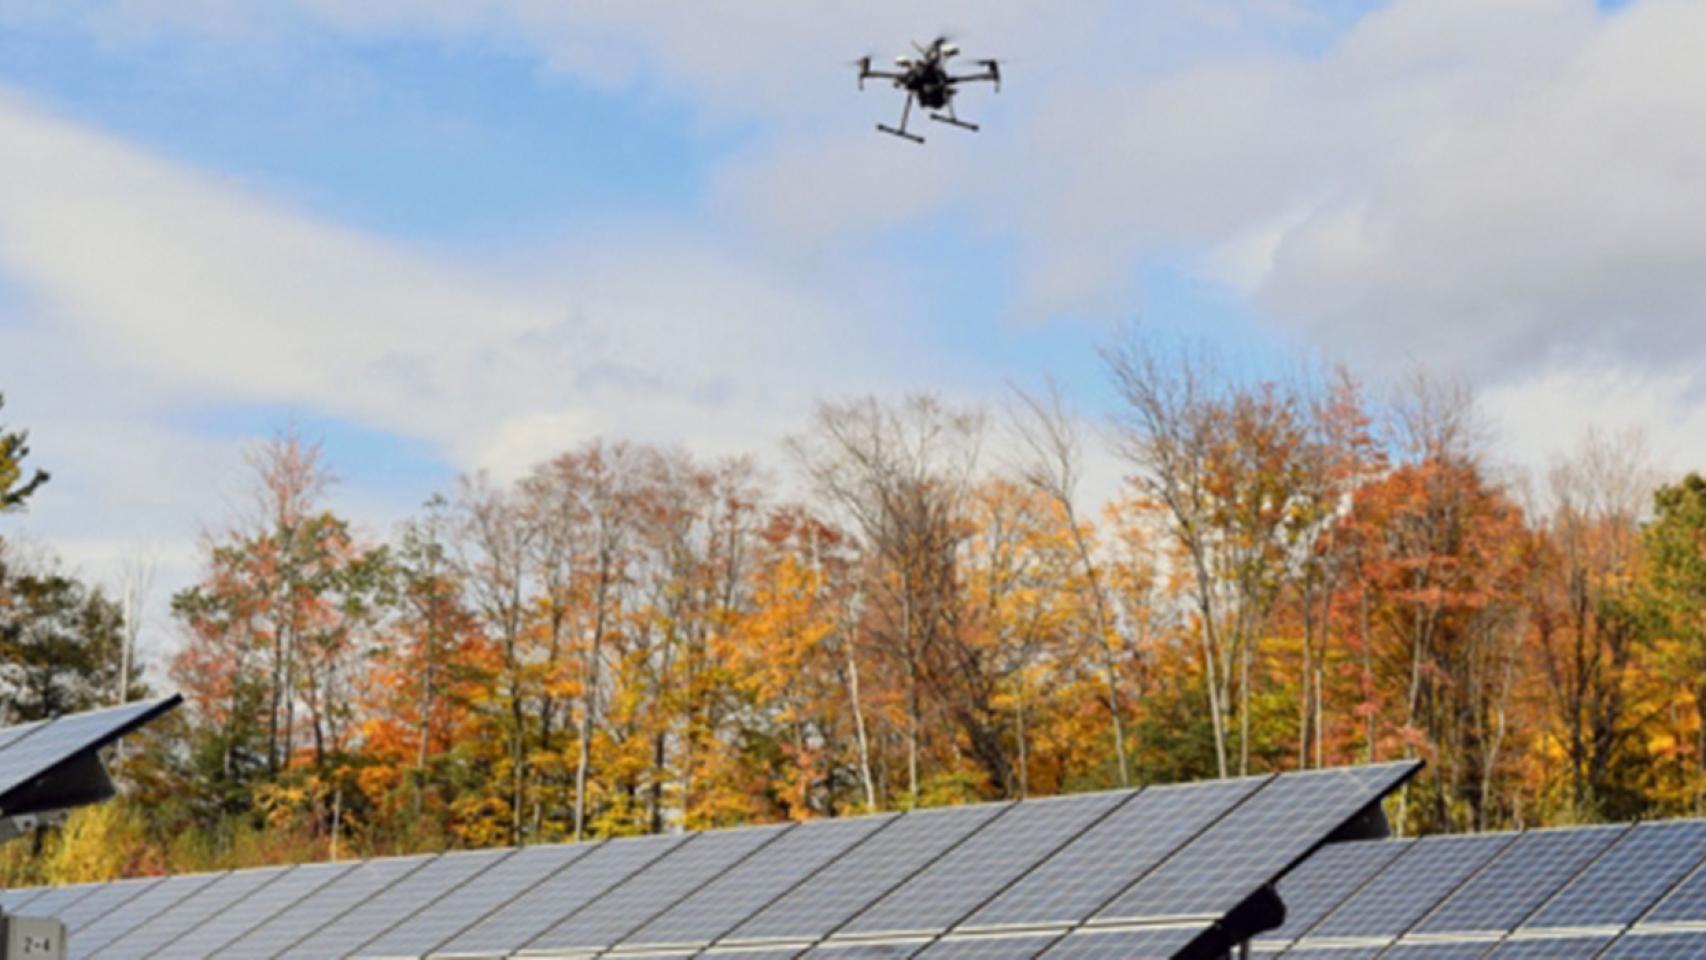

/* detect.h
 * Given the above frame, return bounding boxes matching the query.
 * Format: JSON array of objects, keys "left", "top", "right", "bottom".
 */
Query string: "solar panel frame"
[
  {"left": 87, "top": 864, "right": 292, "bottom": 960},
  {"left": 838, "top": 791, "right": 1136, "bottom": 939},
  {"left": 1092, "top": 762, "right": 1419, "bottom": 924},
  {"left": 353, "top": 842, "right": 597, "bottom": 960},
  {"left": 278, "top": 847, "right": 515, "bottom": 959},
  {"left": 1304, "top": 833, "right": 1518, "bottom": 941},
  {"left": 729, "top": 804, "right": 1011, "bottom": 945},
  {"left": 513, "top": 824, "right": 789, "bottom": 956},
  {"left": 962, "top": 778, "right": 1268, "bottom": 932},
  {"left": 210, "top": 853, "right": 434, "bottom": 959},
  {"left": 1412, "top": 825, "right": 1628, "bottom": 936},
  {"left": 618, "top": 814, "right": 895, "bottom": 951}
]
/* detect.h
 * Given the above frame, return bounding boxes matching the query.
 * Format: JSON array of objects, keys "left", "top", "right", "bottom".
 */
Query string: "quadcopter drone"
[{"left": 855, "top": 36, "right": 1001, "bottom": 143}]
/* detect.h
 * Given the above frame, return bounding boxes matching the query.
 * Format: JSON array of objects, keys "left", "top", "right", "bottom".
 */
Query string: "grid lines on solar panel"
[
  {"left": 701, "top": 949, "right": 810, "bottom": 960},
  {"left": 70, "top": 871, "right": 225, "bottom": 959},
  {"left": 841, "top": 792, "right": 1133, "bottom": 938},
  {"left": 915, "top": 933, "right": 1062, "bottom": 960},
  {"left": 1526, "top": 820, "right": 1706, "bottom": 929},
  {"left": 1094, "top": 763, "right": 1417, "bottom": 923},
  {"left": 1602, "top": 930, "right": 1706, "bottom": 958},
  {"left": 0, "top": 698, "right": 173, "bottom": 801},
  {"left": 619, "top": 815, "right": 893, "bottom": 950},
  {"left": 210, "top": 853, "right": 433, "bottom": 959},
  {"left": 1278, "top": 948, "right": 1386, "bottom": 959},
  {"left": 0, "top": 718, "right": 48, "bottom": 756},
  {"left": 1306, "top": 833, "right": 1517, "bottom": 940},
  {"left": 352, "top": 842, "right": 593, "bottom": 959},
  {"left": 514, "top": 825, "right": 788, "bottom": 955},
  {"left": 277, "top": 847, "right": 513, "bottom": 959},
  {"left": 1637, "top": 834, "right": 1706, "bottom": 924},
  {"left": 1485, "top": 935, "right": 1614, "bottom": 958},
  {"left": 1262, "top": 839, "right": 1413, "bottom": 943},
  {"left": 730, "top": 805, "right": 1009, "bottom": 943},
  {"left": 1413, "top": 825, "right": 1628, "bottom": 935},
  {"left": 1039, "top": 924, "right": 1211, "bottom": 960},
  {"left": 0, "top": 884, "right": 48, "bottom": 913},
  {"left": 52, "top": 876, "right": 159, "bottom": 936},
  {"left": 13, "top": 883, "right": 101, "bottom": 936},
  {"left": 1380, "top": 942, "right": 1493, "bottom": 959},
  {"left": 800, "top": 940, "right": 929, "bottom": 960},
  {"left": 85, "top": 864, "right": 289, "bottom": 960},
  {"left": 963, "top": 778, "right": 1265, "bottom": 932},
  {"left": 156, "top": 861, "right": 355, "bottom": 958}
]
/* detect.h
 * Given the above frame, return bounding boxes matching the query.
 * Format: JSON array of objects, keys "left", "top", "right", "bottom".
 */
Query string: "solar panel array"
[
  {"left": 0, "top": 760, "right": 1418, "bottom": 960},
  {"left": 1262, "top": 815, "right": 1706, "bottom": 959},
  {"left": 0, "top": 696, "right": 181, "bottom": 817}
]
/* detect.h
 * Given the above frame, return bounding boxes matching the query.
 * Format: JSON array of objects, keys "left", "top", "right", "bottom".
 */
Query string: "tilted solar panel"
[
  {"left": 1379, "top": 941, "right": 1494, "bottom": 959},
  {"left": 9, "top": 884, "right": 99, "bottom": 926},
  {"left": 88, "top": 864, "right": 290, "bottom": 959},
  {"left": 69, "top": 871, "right": 224, "bottom": 959},
  {"left": 212, "top": 853, "right": 433, "bottom": 958},
  {"left": 839, "top": 791, "right": 1134, "bottom": 939},
  {"left": 0, "top": 719, "right": 49, "bottom": 756},
  {"left": 1259, "top": 838, "right": 1412, "bottom": 944},
  {"left": 729, "top": 805, "right": 1009, "bottom": 944},
  {"left": 1527, "top": 819, "right": 1706, "bottom": 929},
  {"left": 801, "top": 940, "right": 930, "bottom": 960},
  {"left": 50, "top": 876, "right": 158, "bottom": 939},
  {"left": 1093, "top": 762, "right": 1419, "bottom": 924},
  {"left": 1412, "top": 825, "right": 1628, "bottom": 936},
  {"left": 1305, "top": 833, "right": 1516, "bottom": 940},
  {"left": 963, "top": 778, "right": 1266, "bottom": 931},
  {"left": 618, "top": 814, "right": 893, "bottom": 952},
  {"left": 0, "top": 697, "right": 179, "bottom": 808},
  {"left": 354, "top": 842, "right": 593, "bottom": 959},
  {"left": 279, "top": 847, "right": 513, "bottom": 959},
  {"left": 1603, "top": 930, "right": 1706, "bottom": 958},
  {"left": 1040, "top": 924, "right": 1211, "bottom": 960},
  {"left": 513, "top": 825, "right": 788, "bottom": 956},
  {"left": 1485, "top": 934, "right": 1615, "bottom": 958},
  {"left": 160, "top": 861, "right": 356, "bottom": 958},
  {"left": 0, "top": 883, "right": 48, "bottom": 913},
  {"left": 1278, "top": 947, "right": 1386, "bottom": 959},
  {"left": 915, "top": 933, "right": 1064, "bottom": 960}
]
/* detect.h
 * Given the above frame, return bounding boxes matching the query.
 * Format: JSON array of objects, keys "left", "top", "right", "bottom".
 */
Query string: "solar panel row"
[
  {"left": 0, "top": 761, "right": 1418, "bottom": 960},
  {"left": 0, "top": 696, "right": 181, "bottom": 817}
]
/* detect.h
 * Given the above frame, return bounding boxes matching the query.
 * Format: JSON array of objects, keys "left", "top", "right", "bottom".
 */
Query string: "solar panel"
[
  {"left": 0, "top": 884, "right": 48, "bottom": 913},
  {"left": 50, "top": 875, "right": 158, "bottom": 936},
  {"left": 1637, "top": 832, "right": 1706, "bottom": 924},
  {"left": 1379, "top": 941, "right": 1494, "bottom": 959},
  {"left": 158, "top": 861, "right": 355, "bottom": 958},
  {"left": 1040, "top": 923, "right": 1211, "bottom": 959},
  {"left": 729, "top": 804, "right": 1010, "bottom": 944},
  {"left": 840, "top": 791, "right": 1134, "bottom": 938},
  {"left": 514, "top": 825, "right": 788, "bottom": 956},
  {"left": 964, "top": 778, "right": 1266, "bottom": 931},
  {"left": 87, "top": 865, "right": 290, "bottom": 959},
  {"left": 212, "top": 854, "right": 433, "bottom": 958},
  {"left": 1260, "top": 839, "right": 1413, "bottom": 943},
  {"left": 1279, "top": 948, "right": 1387, "bottom": 959},
  {"left": 1413, "top": 826, "right": 1628, "bottom": 935},
  {"left": 1306, "top": 834, "right": 1517, "bottom": 940},
  {"left": 10, "top": 884, "right": 100, "bottom": 924},
  {"left": 1093, "top": 762, "right": 1419, "bottom": 923},
  {"left": 1485, "top": 935, "right": 1615, "bottom": 958},
  {"left": 0, "top": 697, "right": 179, "bottom": 807},
  {"left": 353, "top": 842, "right": 593, "bottom": 959},
  {"left": 431, "top": 833, "right": 679, "bottom": 956},
  {"left": 1603, "top": 930, "right": 1706, "bottom": 958},
  {"left": 618, "top": 815, "right": 894, "bottom": 951},
  {"left": 279, "top": 847, "right": 514, "bottom": 959},
  {"left": 0, "top": 719, "right": 49, "bottom": 755},
  {"left": 915, "top": 933, "right": 1063, "bottom": 960},
  {"left": 702, "top": 949, "right": 810, "bottom": 960},
  {"left": 1526, "top": 819, "right": 1706, "bottom": 929},
  {"left": 69, "top": 871, "right": 224, "bottom": 958},
  {"left": 800, "top": 940, "right": 931, "bottom": 960}
]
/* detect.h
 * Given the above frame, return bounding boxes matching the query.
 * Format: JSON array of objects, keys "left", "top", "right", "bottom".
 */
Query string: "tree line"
[{"left": 3, "top": 336, "right": 1706, "bottom": 884}]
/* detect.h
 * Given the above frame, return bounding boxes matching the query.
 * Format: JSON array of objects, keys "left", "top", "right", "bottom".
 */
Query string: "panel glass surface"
[
  {"left": 0, "top": 698, "right": 173, "bottom": 799},
  {"left": 916, "top": 934, "right": 1062, "bottom": 960},
  {"left": 1280, "top": 949, "right": 1386, "bottom": 959},
  {"left": 88, "top": 865, "right": 290, "bottom": 960},
  {"left": 212, "top": 854, "right": 432, "bottom": 959},
  {"left": 12, "top": 884, "right": 100, "bottom": 923},
  {"left": 1307, "top": 834, "right": 1517, "bottom": 939},
  {"left": 1041, "top": 924, "right": 1211, "bottom": 960},
  {"left": 843, "top": 791, "right": 1133, "bottom": 937},
  {"left": 515, "top": 826, "right": 786, "bottom": 954},
  {"left": 70, "top": 871, "right": 224, "bottom": 959},
  {"left": 1414, "top": 826, "right": 1627, "bottom": 935},
  {"left": 0, "top": 719, "right": 48, "bottom": 756},
  {"left": 1603, "top": 931, "right": 1706, "bottom": 958},
  {"left": 430, "top": 834, "right": 681, "bottom": 956},
  {"left": 1380, "top": 942, "right": 1493, "bottom": 959},
  {"left": 965, "top": 778, "right": 1266, "bottom": 931},
  {"left": 1485, "top": 935, "right": 1614, "bottom": 958},
  {"left": 51, "top": 876, "right": 158, "bottom": 935},
  {"left": 800, "top": 941, "right": 929, "bottom": 960},
  {"left": 1095, "top": 763, "right": 1417, "bottom": 922},
  {"left": 1262, "top": 839, "right": 1412, "bottom": 942},
  {"left": 702, "top": 950, "right": 809, "bottom": 960},
  {"left": 0, "top": 885, "right": 47, "bottom": 912},
  {"left": 279, "top": 848, "right": 514, "bottom": 959},
  {"left": 621, "top": 815, "right": 892, "bottom": 949},
  {"left": 1528, "top": 820, "right": 1706, "bottom": 928},
  {"left": 731, "top": 805, "right": 1009, "bottom": 943},
  {"left": 354, "top": 842, "right": 592, "bottom": 959},
  {"left": 156, "top": 861, "right": 355, "bottom": 958}
]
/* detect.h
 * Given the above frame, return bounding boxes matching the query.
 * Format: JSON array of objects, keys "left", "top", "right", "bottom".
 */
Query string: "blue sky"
[{"left": 3, "top": 0, "right": 1706, "bottom": 656}]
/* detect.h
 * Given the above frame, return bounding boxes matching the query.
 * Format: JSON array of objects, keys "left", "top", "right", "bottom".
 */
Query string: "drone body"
[{"left": 856, "top": 37, "right": 1001, "bottom": 143}]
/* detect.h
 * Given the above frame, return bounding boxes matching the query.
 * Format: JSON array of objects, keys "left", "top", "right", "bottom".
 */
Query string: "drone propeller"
[{"left": 978, "top": 59, "right": 1002, "bottom": 92}]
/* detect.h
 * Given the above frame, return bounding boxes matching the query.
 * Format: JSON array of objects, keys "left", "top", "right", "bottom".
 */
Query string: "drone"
[{"left": 855, "top": 36, "right": 1001, "bottom": 143}]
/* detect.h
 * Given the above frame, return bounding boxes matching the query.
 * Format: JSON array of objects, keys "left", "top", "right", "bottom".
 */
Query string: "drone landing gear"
[
  {"left": 930, "top": 100, "right": 979, "bottom": 132},
  {"left": 879, "top": 93, "right": 925, "bottom": 143}
]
